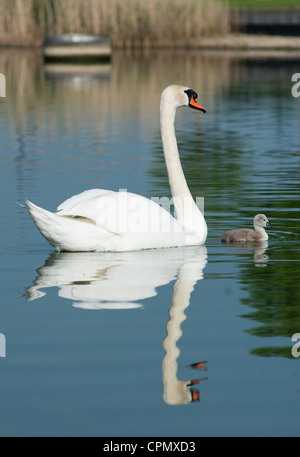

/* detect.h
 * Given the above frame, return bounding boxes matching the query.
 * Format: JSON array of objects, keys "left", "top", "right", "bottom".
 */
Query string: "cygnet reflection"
[{"left": 221, "top": 240, "right": 270, "bottom": 267}]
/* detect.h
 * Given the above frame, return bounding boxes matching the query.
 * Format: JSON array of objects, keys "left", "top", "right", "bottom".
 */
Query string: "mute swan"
[
  {"left": 26, "top": 84, "right": 207, "bottom": 252},
  {"left": 221, "top": 214, "right": 272, "bottom": 242}
]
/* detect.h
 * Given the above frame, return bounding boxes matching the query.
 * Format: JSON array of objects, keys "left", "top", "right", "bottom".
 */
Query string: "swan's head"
[
  {"left": 254, "top": 214, "right": 272, "bottom": 228},
  {"left": 161, "top": 84, "right": 206, "bottom": 113}
]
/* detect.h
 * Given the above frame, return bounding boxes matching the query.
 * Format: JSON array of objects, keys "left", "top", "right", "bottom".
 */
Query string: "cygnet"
[{"left": 221, "top": 214, "right": 272, "bottom": 242}]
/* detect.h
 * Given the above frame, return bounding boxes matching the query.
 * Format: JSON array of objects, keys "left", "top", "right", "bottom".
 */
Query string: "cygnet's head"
[
  {"left": 161, "top": 84, "right": 206, "bottom": 112},
  {"left": 254, "top": 214, "right": 272, "bottom": 228}
]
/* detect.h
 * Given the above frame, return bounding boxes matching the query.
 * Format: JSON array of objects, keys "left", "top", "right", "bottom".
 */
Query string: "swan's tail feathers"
[
  {"left": 26, "top": 200, "right": 64, "bottom": 248},
  {"left": 26, "top": 200, "right": 61, "bottom": 225}
]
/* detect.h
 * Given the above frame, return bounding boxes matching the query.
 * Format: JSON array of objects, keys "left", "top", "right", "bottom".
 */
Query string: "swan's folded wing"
[
  {"left": 56, "top": 189, "right": 112, "bottom": 213},
  {"left": 56, "top": 189, "right": 183, "bottom": 236}
]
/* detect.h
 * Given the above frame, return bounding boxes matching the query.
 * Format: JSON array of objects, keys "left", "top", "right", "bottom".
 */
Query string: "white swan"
[{"left": 26, "top": 84, "right": 207, "bottom": 252}]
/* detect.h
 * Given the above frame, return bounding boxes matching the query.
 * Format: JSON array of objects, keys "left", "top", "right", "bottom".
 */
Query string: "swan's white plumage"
[
  {"left": 26, "top": 190, "right": 187, "bottom": 251},
  {"left": 26, "top": 84, "right": 207, "bottom": 252}
]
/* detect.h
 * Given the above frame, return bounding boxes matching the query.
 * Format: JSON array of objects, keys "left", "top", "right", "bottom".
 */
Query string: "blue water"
[{"left": 0, "top": 49, "right": 300, "bottom": 437}]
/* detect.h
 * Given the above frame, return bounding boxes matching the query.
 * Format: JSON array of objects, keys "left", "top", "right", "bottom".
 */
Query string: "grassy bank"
[
  {"left": 224, "top": 0, "right": 300, "bottom": 7},
  {"left": 0, "top": 0, "right": 230, "bottom": 48}
]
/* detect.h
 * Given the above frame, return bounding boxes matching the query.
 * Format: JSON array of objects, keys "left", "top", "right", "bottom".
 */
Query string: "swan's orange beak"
[
  {"left": 190, "top": 361, "right": 207, "bottom": 370},
  {"left": 189, "top": 95, "right": 206, "bottom": 113},
  {"left": 188, "top": 377, "right": 208, "bottom": 386},
  {"left": 191, "top": 389, "right": 201, "bottom": 402}
]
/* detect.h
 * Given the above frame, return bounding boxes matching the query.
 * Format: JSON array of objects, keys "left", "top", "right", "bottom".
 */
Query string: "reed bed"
[{"left": 0, "top": 0, "right": 230, "bottom": 48}]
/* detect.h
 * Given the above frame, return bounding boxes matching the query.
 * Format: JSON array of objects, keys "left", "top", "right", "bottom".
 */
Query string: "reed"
[{"left": 0, "top": 0, "right": 230, "bottom": 48}]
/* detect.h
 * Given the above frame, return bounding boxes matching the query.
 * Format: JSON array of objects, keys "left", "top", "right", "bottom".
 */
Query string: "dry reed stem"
[{"left": 0, "top": 0, "right": 230, "bottom": 48}]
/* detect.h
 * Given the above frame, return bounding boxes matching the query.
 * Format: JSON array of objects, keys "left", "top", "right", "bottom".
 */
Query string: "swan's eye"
[{"left": 184, "top": 89, "right": 198, "bottom": 101}]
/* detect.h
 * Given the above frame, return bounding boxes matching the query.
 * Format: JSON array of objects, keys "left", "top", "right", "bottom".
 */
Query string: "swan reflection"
[
  {"left": 27, "top": 246, "right": 208, "bottom": 404},
  {"left": 222, "top": 241, "right": 270, "bottom": 267},
  {"left": 162, "top": 260, "right": 208, "bottom": 404}
]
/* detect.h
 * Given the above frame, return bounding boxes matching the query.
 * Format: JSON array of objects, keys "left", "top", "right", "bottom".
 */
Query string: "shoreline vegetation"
[
  {"left": 1, "top": 0, "right": 300, "bottom": 51},
  {"left": 0, "top": 0, "right": 230, "bottom": 48}
]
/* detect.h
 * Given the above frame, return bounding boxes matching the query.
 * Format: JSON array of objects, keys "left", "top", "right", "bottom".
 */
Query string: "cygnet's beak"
[{"left": 266, "top": 221, "right": 273, "bottom": 228}]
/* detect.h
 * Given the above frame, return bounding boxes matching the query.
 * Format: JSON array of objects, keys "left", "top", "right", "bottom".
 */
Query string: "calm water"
[{"left": 0, "top": 49, "right": 300, "bottom": 437}]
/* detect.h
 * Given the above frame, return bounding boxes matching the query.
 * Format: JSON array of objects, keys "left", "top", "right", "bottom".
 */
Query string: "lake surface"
[{"left": 0, "top": 48, "right": 300, "bottom": 437}]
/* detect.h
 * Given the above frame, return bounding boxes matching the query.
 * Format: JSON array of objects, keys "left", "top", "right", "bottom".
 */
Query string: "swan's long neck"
[
  {"left": 160, "top": 100, "right": 191, "bottom": 199},
  {"left": 160, "top": 97, "right": 206, "bottom": 240}
]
